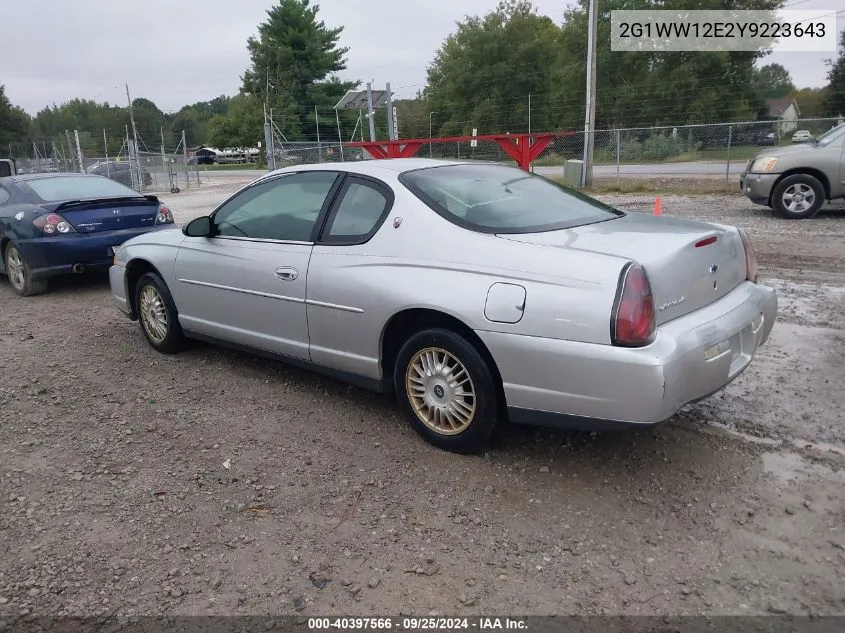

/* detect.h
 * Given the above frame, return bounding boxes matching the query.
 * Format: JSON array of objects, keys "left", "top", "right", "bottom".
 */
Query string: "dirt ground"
[{"left": 1, "top": 176, "right": 844, "bottom": 619}]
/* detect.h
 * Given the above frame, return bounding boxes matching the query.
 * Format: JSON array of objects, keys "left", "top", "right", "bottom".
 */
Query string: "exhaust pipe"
[{"left": 71, "top": 263, "right": 85, "bottom": 274}]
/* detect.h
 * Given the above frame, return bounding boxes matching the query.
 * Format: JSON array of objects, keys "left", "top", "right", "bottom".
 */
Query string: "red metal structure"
[{"left": 345, "top": 131, "right": 576, "bottom": 171}]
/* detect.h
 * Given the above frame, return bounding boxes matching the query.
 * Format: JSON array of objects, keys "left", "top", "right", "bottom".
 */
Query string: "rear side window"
[
  {"left": 399, "top": 163, "right": 623, "bottom": 234},
  {"left": 324, "top": 179, "right": 391, "bottom": 242},
  {"left": 25, "top": 175, "right": 141, "bottom": 201}
]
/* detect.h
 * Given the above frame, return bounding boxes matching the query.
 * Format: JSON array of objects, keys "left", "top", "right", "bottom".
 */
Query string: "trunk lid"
[
  {"left": 499, "top": 212, "right": 747, "bottom": 324},
  {"left": 47, "top": 197, "right": 160, "bottom": 233}
]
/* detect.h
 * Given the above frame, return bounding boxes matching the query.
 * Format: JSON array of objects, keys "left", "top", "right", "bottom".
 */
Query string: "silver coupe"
[{"left": 109, "top": 159, "right": 778, "bottom": 453}]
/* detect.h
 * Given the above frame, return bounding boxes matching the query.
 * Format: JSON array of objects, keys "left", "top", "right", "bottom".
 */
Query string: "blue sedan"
[{"left": 0, "top": 173, "right": 174, "bottom": 296}]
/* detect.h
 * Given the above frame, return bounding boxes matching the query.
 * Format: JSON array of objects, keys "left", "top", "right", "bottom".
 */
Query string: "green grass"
[
  {"left": 201, "top": 162, "right": 265, "bottom": 171},
  {"left": 551, "top": 176, "right": 742, "bottom": 196}
]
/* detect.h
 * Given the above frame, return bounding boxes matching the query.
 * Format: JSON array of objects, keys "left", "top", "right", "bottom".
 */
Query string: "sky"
[{"left": 2, "top": 0, "right": 842, "bottom": 116}]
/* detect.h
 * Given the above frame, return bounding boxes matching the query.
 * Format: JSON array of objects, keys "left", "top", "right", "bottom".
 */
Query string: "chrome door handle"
[{"left": 275, "top": 267, "right": 298, "bottom": 281}]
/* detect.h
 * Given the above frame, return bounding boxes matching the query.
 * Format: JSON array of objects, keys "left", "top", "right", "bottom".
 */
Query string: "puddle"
[
  {"left": 788, "top": 437, "right": 845, "bottom": 459},
  {"left": 762, "top": 451, "right": 810, "bottom": 484},
  {"left": 705, "top": 420, "right": 782, "bottom": 446},
  {"left": 761, "top": 450, "right": 845, "bottom": 485}
]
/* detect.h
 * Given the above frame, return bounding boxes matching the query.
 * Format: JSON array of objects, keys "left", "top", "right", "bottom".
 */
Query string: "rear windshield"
[
  {"left": 25, "top": 175, "right": 141, "bottom": 202},
  {"left": 399, "top": 163, "right": 623, "bottom": 233}
]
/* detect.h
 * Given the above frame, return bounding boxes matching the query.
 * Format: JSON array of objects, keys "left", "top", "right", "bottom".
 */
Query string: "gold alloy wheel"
[
  {"left": 139, "top": 284, "right": 168, "bottom": 344},
  {"left": 405, "top": 346, "right": 476, "bottom": 435}
]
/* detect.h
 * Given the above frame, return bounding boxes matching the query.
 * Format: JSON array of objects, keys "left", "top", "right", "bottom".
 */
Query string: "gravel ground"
[{"left": 1, "top": 178, "right": 844, "bottom": 619}]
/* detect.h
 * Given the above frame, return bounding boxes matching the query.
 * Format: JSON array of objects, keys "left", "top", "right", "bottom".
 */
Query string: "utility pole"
[
  {"left": 385, "top": 82, "right": 395, "bottom": 141},
  {"left": 64, "top": 130, "right": 75, "bottom": 171},
  {"left": 182, "top": 130, "right": 190, "bottom": 190},
  {"left": 126, "top": 83, "right": 141, "bottom": 188},
  {"left": 581, "top": 0, "right": 598, "bottom": 187},
  {"left": 365, "top": 82, "right": 376, "bottom": 142},
  {"left": 104, "top": 129, "right": 110, "bottom": 178},
  {"left": 315, "top": 106, "right": 322, "bottom": 162}
]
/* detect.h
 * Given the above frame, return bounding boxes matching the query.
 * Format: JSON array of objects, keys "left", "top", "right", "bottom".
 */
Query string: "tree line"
[{"left": 1, "top": 0, "right": 843, "bottom": 156}]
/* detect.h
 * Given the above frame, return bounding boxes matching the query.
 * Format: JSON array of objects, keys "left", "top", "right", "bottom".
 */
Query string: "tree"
[
  {"left": 240, "top": 0, "right": 355, "bottom": 139},
  {"left": 554, "top": 0, "right": 782, "bottom": 129},
  {"left": 425, "top": 0, "right": 562, "bottom": 136},
  {"left": 753, "top": 63, "right": 795, "bottom": 100},
  {"left": 823, "top": 29, "right": 845, "bottom": 116},
  {"left": 790, "top": 87, "right": 828, "bottom": 119},
  {"left": 0, "top": 85, "right": 31, "bottom": 147},
  {"left": 206, "top": 95, "right": 264, "bottom": 148}
]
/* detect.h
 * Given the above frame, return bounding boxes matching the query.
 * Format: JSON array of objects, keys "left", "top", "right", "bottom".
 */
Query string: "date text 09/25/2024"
[{"left": 308, "top": 617, "right": 528, "bottom": 630}]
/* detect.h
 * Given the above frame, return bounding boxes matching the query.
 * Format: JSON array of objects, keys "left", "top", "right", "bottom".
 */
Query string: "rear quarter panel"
[{"left": 306, "top": 182, "right": 627, "bottom": 379}]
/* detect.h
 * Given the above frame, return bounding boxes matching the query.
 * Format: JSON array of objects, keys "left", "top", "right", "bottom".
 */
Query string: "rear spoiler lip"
[{"left": 48, "top": 194, "right": 161, "bottom": 212}]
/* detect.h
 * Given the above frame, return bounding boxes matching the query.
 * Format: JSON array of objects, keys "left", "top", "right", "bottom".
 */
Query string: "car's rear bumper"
[
  {"left": 15, "top": 226, "right": 170, "bottom": 280},
  {"left": 477, "top": 280, "right": 777, "bottom": 430},
  {"left": 740, "top": 172, "right": 779, "bottom": 205}
]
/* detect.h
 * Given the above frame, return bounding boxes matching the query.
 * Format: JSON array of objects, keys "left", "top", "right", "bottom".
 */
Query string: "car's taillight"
[
  {"left": 155, "top": 204, "right": 174, "bottom": 225},
  {"left": 611, "top": 263, "right": 655, "bottom": 347},
  {"left": 33, "top": 212, "right": 76, "bottom": 235},
  {"left": 739, "top": 229, "right": 758, "bottom": 283}
]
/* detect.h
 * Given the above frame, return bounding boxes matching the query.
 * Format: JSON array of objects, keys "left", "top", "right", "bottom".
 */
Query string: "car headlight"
[{"left": 750, "top": 156, "right": 779, "bottom": 173}]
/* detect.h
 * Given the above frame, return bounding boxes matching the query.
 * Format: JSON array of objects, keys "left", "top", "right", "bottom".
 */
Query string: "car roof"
[
  {"left": 266, "top": 157, "right": 478, "bottom": 179},
  {"left": 8, "top": 172, "right": 105, "bottom": 182}
]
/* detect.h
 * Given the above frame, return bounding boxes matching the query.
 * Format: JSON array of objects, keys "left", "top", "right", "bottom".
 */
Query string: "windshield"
[
  {"left": 815, "top": 123, "right": 845, "bottom": 148},
  {"left": 399, "top": 163, "right": 623, "bottom": 233},
  {"left": 25, "top": 175, "right": 141, "bottom": 202}
]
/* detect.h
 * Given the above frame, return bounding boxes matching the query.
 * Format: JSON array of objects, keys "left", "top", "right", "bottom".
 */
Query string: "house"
[{"left": 767, "top": 97, "right": 801, "bottom": 136}]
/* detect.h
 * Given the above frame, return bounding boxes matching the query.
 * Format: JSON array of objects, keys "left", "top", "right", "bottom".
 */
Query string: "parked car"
[
  {"left": 0, "top": 159, "right": 15, "bottom": 177},
  {"left": 88, "top": 161, "right": 153, "bottom": 188},
  {"left": 110, "top": 159, "right": 776, "bottom": 453},
  {"left": 0, "top": 173, "right": 174, "bottom": 296},
  {"left": 740, "top": 122, "right": 845, "bottom": 219},
  {"left": 791, "top": 130, "right": 812, "bottom": 143}
]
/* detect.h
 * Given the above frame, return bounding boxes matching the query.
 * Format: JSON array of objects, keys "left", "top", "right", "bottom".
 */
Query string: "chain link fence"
[{"left": 5, "top": 131, "right": 205, "bottom": 194}]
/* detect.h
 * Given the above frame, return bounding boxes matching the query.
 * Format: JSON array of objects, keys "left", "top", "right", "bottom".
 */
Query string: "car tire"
[
  {"left": 134, "top": 272, "right": 184, "bottom": 354},
  {"left": 4, "top": 244, "right": 48, "bottom": 297},
  {"left": 394, "top": 328, "right": 501, "bottom": 454},
  {"left": 772, "top": 174, "right": 825, "bottom": 219}
]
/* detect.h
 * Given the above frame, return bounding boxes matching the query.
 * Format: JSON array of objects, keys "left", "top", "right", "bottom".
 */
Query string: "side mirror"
[{"left": 182, "top": 216, "right": 213, "bottom": 237}]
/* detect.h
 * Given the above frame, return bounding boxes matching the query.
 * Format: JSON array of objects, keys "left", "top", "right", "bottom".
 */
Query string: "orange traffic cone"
[{"left": 653, "top": 196, "right": 663, "bottom": 216}]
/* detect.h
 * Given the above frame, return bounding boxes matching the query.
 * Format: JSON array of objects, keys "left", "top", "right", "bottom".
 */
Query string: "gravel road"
[{"left": 1, "top": 179, "right": 843, "bottom": 619}]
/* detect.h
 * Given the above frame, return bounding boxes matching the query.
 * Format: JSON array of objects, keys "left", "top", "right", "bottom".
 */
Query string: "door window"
[
  {"left": 0, "top": 186, "right": 10, "bottom": 204},
  {"left": 323, "top": 179, "right": 391, "bottom": 242},
  {"left": 213, "top": 171, "right": 339, "bottom": 242}
]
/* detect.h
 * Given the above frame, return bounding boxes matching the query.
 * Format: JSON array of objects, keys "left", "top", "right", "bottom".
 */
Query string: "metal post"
[
  {"left": 335, "top": 109, "right": 344, "bottom": 161},
  {"left": 182, "top": 130, "right": 190, "bottom": 190},
  {"left": 32, "top": 142, "right": 41, "bottom": 173},
  {"left": 725, "top": 125, "right": 733, "bottom": 183},
  {"left": 429, "top": 111, "right": 436, "bottom": 158},
  {"left": 365, "top": 82, "right": 376, "bottom": 142},
  {"left": 528, "top": 94, "right": 531, "bottom": 135},
  {"left": 616, "top": 129, "right": 620, "bottom": 183},
  {"left": 315, "top": 105, "right": 322, "bottom": 162},
  {"left": 104, "top": 130, "right": 110, "bottom": 178},
  {"left": 385, "top": 82, "right": 395, "bottom": 141},
  {"left": 581, "top": 0, "right": 598, "bottom": 187}
]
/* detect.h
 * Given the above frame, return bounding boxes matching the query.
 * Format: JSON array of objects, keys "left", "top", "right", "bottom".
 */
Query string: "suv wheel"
[{"left": 772, "top": 174, "right": 825, "bottom": 219}]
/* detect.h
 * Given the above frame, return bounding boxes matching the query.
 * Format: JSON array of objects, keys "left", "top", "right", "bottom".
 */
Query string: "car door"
[
  {"left": 306, "top": 175, "right": 395, "bottom": 379},
  {"left": 174, "top": 170, "right": 344, "bottom": 360}
]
